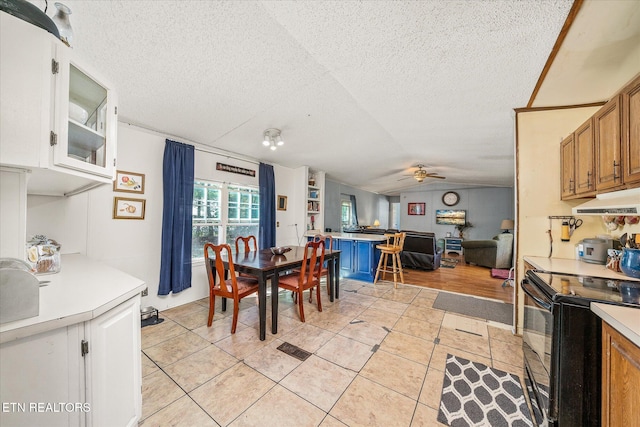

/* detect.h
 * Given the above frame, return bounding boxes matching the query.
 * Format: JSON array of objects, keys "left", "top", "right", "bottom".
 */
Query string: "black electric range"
[
  {"left": 521, "top": 271, "right": 639, "bottom": 427},
  {"left": 529, "top": 271, "right": 640, "bottom": 307}
]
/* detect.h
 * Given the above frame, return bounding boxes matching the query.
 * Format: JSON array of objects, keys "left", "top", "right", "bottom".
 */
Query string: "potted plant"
[{"left": 455, "top": 222, "right": 473, "bottom": 239}]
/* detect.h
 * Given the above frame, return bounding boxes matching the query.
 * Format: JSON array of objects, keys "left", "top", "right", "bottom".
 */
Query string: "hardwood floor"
[{"left": 392, "top": 254, "right": 515, "bottom": 304}]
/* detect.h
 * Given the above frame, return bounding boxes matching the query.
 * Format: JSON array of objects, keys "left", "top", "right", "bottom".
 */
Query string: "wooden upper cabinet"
[
  {"left": 622, "top": 74, "right": 640, "bottom": 185},
  {"left": 574, "top": 118, "right": 596, "bottom": 197},
  {"left": 595, "top": 95, "right": 623, "bottom": 191},
  {"left": 560, "top": 134, "right": 575, "bottom": 199}
]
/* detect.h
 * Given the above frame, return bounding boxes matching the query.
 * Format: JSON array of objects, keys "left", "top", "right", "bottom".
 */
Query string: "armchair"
[{"left": 461, "top": 234, "right": 514, "bottom": 269}]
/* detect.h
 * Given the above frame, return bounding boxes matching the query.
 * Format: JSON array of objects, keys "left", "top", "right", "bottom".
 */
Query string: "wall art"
[
  {"left": 113, "top": 170, "right": 145, "bottom": 194},
  {"left": 113, "top": 197, "right": 146, "bottom": 220}
]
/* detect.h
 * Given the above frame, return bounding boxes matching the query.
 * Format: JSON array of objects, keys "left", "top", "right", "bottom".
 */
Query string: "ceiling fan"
[{"left": 400, "top": 164, "right": 445, "bottom": 182}]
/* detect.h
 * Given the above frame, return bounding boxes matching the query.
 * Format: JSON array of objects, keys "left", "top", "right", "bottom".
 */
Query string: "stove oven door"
[{"left": 521, "top": 278, "right": 554, "bottom": 426}]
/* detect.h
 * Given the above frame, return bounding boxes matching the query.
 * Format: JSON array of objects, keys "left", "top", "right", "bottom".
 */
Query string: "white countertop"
[
  {"left": 591, "top": 303, "right": 640, "bottom": 347},
  {"left": 524, "top": 256, "right": 640, "bottom": 282},
  {"left": 0, "top": 254, "right": 146, "bottom": 343},
  {"left": 304, "top": 231, "right": 387, "bottom": 242}
]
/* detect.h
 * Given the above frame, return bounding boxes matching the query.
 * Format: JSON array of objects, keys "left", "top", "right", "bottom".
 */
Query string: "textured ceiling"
[{"left": 29, "top": 0, "right": 638, "bottom": 195}]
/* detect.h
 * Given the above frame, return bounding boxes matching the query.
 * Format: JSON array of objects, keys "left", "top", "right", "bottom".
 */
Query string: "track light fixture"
[{"left": 262, "top": 128, "right": 284, "bottom": 150}]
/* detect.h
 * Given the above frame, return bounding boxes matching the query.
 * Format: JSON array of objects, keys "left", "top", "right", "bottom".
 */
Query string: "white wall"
[
  {"left": 0, "top": 168, "right": 28, "bottom": 258},
  {"left": 26, "top": 123, "right": 303, "bottom": 311},
  {"left": 273, "top": 164, "right": 307, "bottom": 246}
]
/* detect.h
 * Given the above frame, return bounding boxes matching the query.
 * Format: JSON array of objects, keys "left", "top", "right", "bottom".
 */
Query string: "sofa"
[
  {"left": 461, "top": 233, "right": 514, "bottom": 269},
  {"left": 358, "top": 229, "right": 443, "bottom": 270}
]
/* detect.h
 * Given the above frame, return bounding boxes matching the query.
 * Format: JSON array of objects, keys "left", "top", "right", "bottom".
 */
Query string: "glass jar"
[{"left": 26, "top": 236, "right": 61, "bottom": 274}]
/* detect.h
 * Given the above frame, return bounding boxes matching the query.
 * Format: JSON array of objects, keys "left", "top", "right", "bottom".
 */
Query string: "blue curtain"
[
  {"left": 158, "top": 139, "right": 194, "bottom": 295},
  {"left": 259, "top": 162, "right": 275, "bottom": 249},
  {"left": 350, "top": 194, "right": 359, "bottom": 226}
]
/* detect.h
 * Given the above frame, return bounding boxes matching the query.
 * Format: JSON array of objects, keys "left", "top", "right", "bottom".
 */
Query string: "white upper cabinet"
[
  {"left": 53, "top": 47, "right": 118, "bottom": 179},
  {"left": 0, "top": 12, "right": 117, "bottom": 195}
]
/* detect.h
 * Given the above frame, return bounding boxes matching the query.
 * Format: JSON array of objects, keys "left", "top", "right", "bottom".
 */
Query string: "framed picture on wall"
[
  {"left": 277, "top": 195, "right": 287, "bottom": 211},
  {"left": 408, "top": 202, "right": 425, "bottom": 215},
  {"left": 113, "top": 170, "right": 145, "bottom": 194},
  {"left": 113, "top": 197, "right": 146, "bottom": 220}
]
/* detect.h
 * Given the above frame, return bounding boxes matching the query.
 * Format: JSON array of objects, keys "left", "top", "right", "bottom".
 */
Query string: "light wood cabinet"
[
  {"left": 0, "top": 12, "right": 118, "bottom": 196},
  {"left": 560, "top": 134, "right": 575, "bottom": 199},
  {"left": 622, "top": 74, "right": 640, "bottom": 186},
  {"left": 560, "top": 72, "right": 640, "bottom": 199},
  {"left": 574, "top": 118, "right": 596, "bottom": 196},
  {"left": 601, "top": 321, "right": 640, "bottom": 427},
  {"left": 560, "top": 119, "right": 596, "bottom": 200},
  {"left": 595, "top": 95, "right": 623, "bottom": 191}
]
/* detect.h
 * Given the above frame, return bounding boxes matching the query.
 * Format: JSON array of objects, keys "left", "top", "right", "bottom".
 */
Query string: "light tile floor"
[{"left": 139, "top": 279, "right": 524, "bottom": 426}]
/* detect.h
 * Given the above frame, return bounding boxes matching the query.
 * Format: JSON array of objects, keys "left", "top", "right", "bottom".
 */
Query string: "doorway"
[{"left": 390, "top": 202, "right": 400, "bottom": 230}]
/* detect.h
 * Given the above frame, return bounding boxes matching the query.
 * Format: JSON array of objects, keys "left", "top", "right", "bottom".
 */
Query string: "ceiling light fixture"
[
  {"left": 414, "top": 168, "right": 428, "bottom": 182},
  {"left": 262, "top": 128, "right": 284, "bottom": 151}
]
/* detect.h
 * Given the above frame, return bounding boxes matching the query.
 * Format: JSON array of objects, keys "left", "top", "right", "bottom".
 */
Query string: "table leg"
[
  {"left": 334, "top": 256, "right": 340, "bottom": 299},
  {"left": 328, "top": 257, "right": 335, "bottom": 302},
  {"left": 258, "top": 274, "right": 267, "bottom": 341},
  {"left": 271, "top": 273, "right": 279, "bottom": 335}
]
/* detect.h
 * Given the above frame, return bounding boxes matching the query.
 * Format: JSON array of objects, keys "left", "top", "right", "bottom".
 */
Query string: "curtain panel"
[
  {"left": 159, "top": 139, "right": 195, "bottom": 295},
  {"left": 259, "top": 163, "right": 275, "bottom": 249},
  {"left": 350, "top": 194, "right": 358, "bottom": 226}
]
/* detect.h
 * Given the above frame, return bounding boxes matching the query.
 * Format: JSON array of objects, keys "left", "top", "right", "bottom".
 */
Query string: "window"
[
  {"left": 341, "top": 200, "right": 352, "bottom": 230},
  {"left": 192, "top": 181, "right": 222, "bottom": 259},
  {"left": 226, "top": 185, "right": 260, "bottom": 246},
  {"left": 192, "top": 181, "right": 259, "bottom": 259}
]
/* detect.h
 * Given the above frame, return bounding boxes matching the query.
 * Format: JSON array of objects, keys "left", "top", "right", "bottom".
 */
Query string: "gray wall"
[
  {"left": 399, "top": 187, "right": 514, "bottom": 240},
  {"left": 324, "top": 180, "right": 514, "bottom": 240},
  {"left": 324, "top": 180, "right": 390, "bottom": 231}
]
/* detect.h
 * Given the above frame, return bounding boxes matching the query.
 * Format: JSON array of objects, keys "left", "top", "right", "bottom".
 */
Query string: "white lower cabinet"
[
  {"left": 85, "top": 295, "right": 141, "bottom": 427},
  {"left": 0, "top": 324, "right": 84, "bottom": 426},
  {"left": 0, "top": 295, "right": 141, "bottom": 427}
]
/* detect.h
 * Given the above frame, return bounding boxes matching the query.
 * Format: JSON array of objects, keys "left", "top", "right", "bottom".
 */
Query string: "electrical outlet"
[
  {"left": 141, "top": 287, "right": 148, "bottom": 297},
  {"left": 277, "top": 221, "right": 280, "bottom": 227}
]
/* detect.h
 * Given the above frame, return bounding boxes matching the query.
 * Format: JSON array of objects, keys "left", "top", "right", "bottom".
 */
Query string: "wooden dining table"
[{"left": 211, "top": 246, "right": 341, "bottom": 340}]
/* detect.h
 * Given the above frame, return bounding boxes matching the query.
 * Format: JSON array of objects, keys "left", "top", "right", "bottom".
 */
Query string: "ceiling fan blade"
[{"left": 428, "top": 175, "right": 446, "bottom": 179}]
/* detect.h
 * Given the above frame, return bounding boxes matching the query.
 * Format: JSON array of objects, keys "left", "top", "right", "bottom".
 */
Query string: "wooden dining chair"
[
  {"left": 374, "top": 232, "right": 406, "bottom": 288},
  {"left": 235, "top": 235, "right": 258, "bottom": 278},
  {"left": 310, "top": 234, "right": 333, "bottom": 300},
  {"left": 235, "top": 235, "right": 257, "bottom": 254},
  {"left": 204, "top": 243, "right": 259, "bottom": 333},
  {"left": 278, "top": 239, "right": 325, "bottom": 322}
]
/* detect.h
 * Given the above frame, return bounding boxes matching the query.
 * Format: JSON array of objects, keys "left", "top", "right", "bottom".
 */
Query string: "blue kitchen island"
[{"left": 307, "top": 232, "right": 386, "bottom": 282}]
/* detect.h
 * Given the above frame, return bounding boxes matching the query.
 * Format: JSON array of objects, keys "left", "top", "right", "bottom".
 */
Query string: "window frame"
[{"left": 192, "top": 180, "right": 260, "bottom": 261}]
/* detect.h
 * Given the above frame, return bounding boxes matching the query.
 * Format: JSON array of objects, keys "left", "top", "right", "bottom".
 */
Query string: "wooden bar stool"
[{"left": 374, "top": 232, "right": 406, "bottom": 288}]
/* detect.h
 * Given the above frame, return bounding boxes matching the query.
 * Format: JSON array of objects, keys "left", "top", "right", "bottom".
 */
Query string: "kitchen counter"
[
  {"left": 524, "top": 256, "right": 640, "bottom": 282},
  {"left": 0, "top": 253, "right": 146, "bottom": 343},
  {"left": 304, "top": 231, "right": 387, "bottom": 242},
  {"left": 591, "top": 303, "right": 640, "bottom": 347},
  {"left": 305, "top": 232, "right": 385, "bottom": 282}
]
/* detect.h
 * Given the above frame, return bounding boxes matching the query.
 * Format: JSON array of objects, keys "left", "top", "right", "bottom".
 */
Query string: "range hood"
[{"left": 572, "top": 188, "right": 640, "bottom": 215}]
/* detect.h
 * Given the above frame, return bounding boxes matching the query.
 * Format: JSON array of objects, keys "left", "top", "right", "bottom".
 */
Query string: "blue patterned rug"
[{"left": 438, "top": 354, "right": 532, "bottom": 427}]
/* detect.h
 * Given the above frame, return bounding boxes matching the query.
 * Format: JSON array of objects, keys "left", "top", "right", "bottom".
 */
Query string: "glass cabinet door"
[
  {"left": 67, "top": 64, "right": 108, "bottom": 167},
  {"left": 53, "top": 48, "right": 117, "bottom": 179}
]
